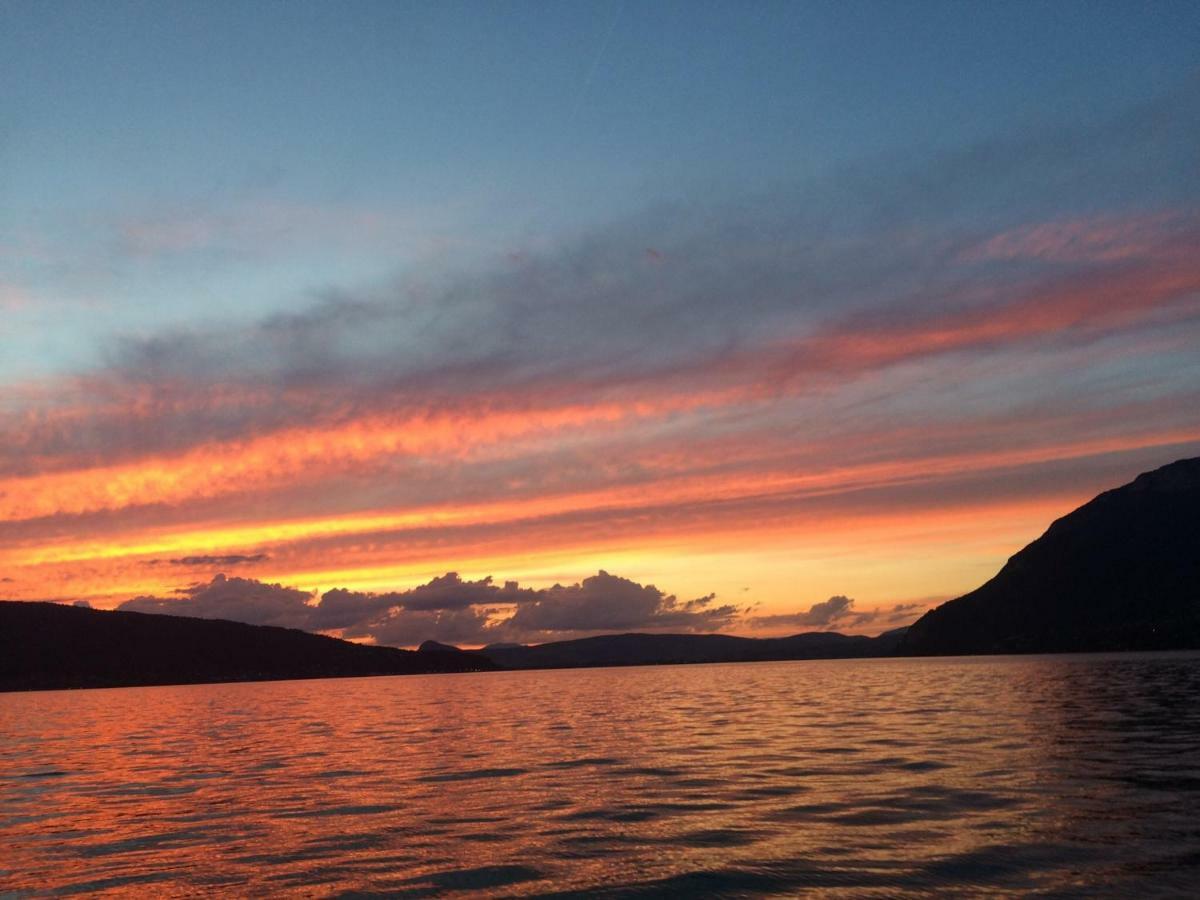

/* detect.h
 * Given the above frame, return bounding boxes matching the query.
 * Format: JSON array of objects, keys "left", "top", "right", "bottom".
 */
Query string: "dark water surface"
[{"left": 3, "top": 653, "right": 1199, "bottom": 897}]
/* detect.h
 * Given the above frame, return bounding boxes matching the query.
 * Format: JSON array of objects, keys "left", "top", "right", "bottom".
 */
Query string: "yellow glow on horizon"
[{"left": 12, "top": 487, "right": 1075, "bottom": 635}]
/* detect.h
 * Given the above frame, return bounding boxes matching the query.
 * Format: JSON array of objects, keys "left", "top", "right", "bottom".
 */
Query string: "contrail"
[{"left": 566, "top": 1, "right": 624, "bottom": 128}]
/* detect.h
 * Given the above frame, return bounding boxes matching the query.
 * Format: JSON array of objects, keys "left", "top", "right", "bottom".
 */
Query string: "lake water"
[{"left": 2, "top": 653, "right": 1199, "bottom": 897}]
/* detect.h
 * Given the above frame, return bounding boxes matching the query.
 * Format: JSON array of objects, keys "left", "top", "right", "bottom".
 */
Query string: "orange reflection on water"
[{"left": 3, "top": 654, "right": 1197, "bottom": 895}]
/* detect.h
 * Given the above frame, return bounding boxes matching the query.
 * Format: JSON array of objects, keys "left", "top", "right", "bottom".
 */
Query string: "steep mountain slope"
[{"left": 901, "top": 457, "right": 1200, "bottom": 655}]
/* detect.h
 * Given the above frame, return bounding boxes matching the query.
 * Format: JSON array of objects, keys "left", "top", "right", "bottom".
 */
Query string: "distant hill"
[
  {"left": 901, "top": 457, "right": 1200, "bottom": 656},
  {"left": 0, "top": 602, "right": 497, "bottom": 692},
  {"left": 468, "top": 628, "right": 907, "bottom": 670}
]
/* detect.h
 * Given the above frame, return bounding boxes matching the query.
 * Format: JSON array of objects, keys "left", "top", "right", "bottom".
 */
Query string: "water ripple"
[{"left": 2, "top": 652, "right": 1199, "bottom": 895}]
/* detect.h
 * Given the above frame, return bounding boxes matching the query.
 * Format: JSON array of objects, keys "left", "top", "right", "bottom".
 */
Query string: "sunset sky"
[{"left": 2, "top": 2, "right": 1199, "bottom": 646}]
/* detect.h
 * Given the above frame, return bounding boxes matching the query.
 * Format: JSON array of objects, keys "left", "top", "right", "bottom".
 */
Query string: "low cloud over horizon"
[
  {"left": 748, "top": 596, "right": 928, "bottom": 632},
  {"left": 113, "top": 570, "right": 926, "bottom": 648}
]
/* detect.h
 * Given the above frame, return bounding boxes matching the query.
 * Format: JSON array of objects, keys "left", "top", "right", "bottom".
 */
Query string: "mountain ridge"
[
  {"left": 900, "top": 456, "right": 1200, "bottom": 655},
  {"left": 467, "top": 628, "right": 906, "bottom": 669},
  {"left": 0, "top": 601, "right": 497, "bottom": 692}
]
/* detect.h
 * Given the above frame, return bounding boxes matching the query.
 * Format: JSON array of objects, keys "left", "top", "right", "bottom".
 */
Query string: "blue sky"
[{"left": 3, "top": 1, "right": 1197, "bottom": 379}]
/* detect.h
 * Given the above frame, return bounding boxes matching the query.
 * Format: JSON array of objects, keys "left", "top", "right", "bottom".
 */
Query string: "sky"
[{"left": 2, "top": 1, "right": 1199, "bottom": 647}]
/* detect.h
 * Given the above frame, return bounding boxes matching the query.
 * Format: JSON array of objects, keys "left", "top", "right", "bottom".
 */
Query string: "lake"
[{"left": 3, "top": 653, "right": 1199, "bottom": 896}]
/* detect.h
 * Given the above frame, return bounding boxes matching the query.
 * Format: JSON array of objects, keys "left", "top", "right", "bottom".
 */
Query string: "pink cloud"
[{"left": 963, "top": 212, "right": 1190, "bottom": 264}]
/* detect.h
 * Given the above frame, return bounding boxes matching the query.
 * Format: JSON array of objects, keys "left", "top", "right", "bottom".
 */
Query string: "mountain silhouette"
[
  {"left": 901, "top": 456, "right": 1200, "bottom": 655},
  {"left": 418, "top": 639, "right": 468, "bottom": 654},
  {"left": 471, "top": 629, "right": 907, "bottom": 669},
  {"left": 0, "top": 602, "right": 497, "bottom": 692}
]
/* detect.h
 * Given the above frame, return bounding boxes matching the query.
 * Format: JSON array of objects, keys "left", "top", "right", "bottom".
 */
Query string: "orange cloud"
[
  {"left": 5, "top": 422, "right": 1196, "bottom": 613},
  {"left": 779, "top": 249, "right": 1200, "bottom": 380},
  {"left": 0, "top": 390, "right": 737, "bottom": 522}
]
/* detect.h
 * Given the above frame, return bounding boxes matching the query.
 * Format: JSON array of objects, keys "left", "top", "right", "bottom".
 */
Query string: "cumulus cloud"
[
  {"left": 503, "top": 571, "right": 736, "bottom": 638},
  {"left": 749, "top": 596, "right": 936, "bottom": 633},
  {"left": 119, "top": 574, "right": 314, "bottom": 629},
  {"left": 118, "top": 570, "right": 739, "bottom": 647},
  {"left": 749, "top": 595, "right": 857, "bottom": 629},
  {"left": 401, "top": 572, "right": 532, "bottom": 612},
  {"left": 309, "top": 586, "right": 402, "bottom": 632},
  {"left": 308, "top": 573, "right": 528, "bottom": 633},
  {"left": 114, "top": 569, "right": 933, "bottom": 645},
  {"left": 322, "top": 570, "right": 737, "bottom": 646}
]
